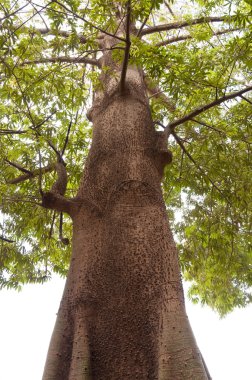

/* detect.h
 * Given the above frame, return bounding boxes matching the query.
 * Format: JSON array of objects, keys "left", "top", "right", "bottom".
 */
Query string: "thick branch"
[
  {"left": 7, "top": 164, "right": 55, "bottom": 184},
  {"left": 21, "top": 56, "right": 100, "bottom": 67},
  {"left": 120, "top": 1, "right": 131, "bottom": 95},
  {"left": 156, "top": 27, "right": 241, "bottom": 47},
  {"left": 165, "top": 85, "right": 252, "bottom": 132},
  {"left": 140, "top": 16, "right": 231, "bottom": 36},
  {"left": 41, "top": 191, "right": 78, "bottom": 215}
]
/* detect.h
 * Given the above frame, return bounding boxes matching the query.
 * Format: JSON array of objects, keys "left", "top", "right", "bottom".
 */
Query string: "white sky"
[{"left": 0, "top": 275, "right": 251, "bottom": 380}]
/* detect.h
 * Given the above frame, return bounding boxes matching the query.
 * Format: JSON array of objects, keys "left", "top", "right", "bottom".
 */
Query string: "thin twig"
[
  {"left": 0, "top": 236, "right": 14, "bottom": 243},
  {"left": 137, "top": 3, "right": 154, "bottom": 37},
  {"left": 52, "top": 0, "right": 126, "bottom": 42},
  {"left": 164, "top": 1, "right": 175, "bottom": 17},
  {"left": 61, "top": 121, "right": 72, "bottom": 156},
  {"left": 172, "top": 130, "right": 226, "bottom": 199},
  {"left": 240, "top": 95, "right": 252, "bottom": 105}
]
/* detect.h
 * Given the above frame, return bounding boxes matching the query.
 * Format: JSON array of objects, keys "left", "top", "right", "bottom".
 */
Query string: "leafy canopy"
[{"left": 0, "top": 0, "right": 251, "bottom": 315}]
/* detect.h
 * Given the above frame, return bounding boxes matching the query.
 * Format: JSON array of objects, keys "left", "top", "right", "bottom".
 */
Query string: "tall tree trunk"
[{"left": 43, "top": 32, "right": 209, "bottom": 380}]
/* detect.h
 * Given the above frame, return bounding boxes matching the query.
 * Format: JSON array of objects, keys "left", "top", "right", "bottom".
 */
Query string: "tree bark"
[{"left": 43, "top": 32, "right": 209, "bottom": 380}]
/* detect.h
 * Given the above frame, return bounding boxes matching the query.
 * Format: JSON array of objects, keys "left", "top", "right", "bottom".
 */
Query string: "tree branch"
[
  {"left": 172, "top": 130, "right": 226, "bottom": 199},
  {"left": 0, "top": 129, "right": 26, "bottom": 135},
  {"left": 61, "top": 121, "right": 72, "bottom": 156},
  {"left": 240, "top": 94, "right": 252, "bottom": 105},
  {"left": 137, "top": 3, "right": 154, "bottom": 37},
  {"left": 4, "top": 159, "right": 33, "bottom": 175},
  {"left": 52, "top": 0, "right": 126, "bottom": 42},
  {"left": 140, "top": 16, "right": 232, "bottom": 36},
  {"left": 120, "top": 0, "right": 131, "bottom": 95},
  {"left": 59, "top": 212, "right": 69, "bottom": 245},
  {"left": 156, "top": 28, "right": 240, "bottom": 47},
  {"left": 41, "top": 192, "right": 79, "bottom": 215},
  {"left": 21, "top": 56, "right": 100, "bottom": 67},
  {"left": 0, "top": 236, "right": 15, "bottom": 243},
  {"left": 144, "top": 76, "right": 176, "bottom": 112},
  {"left": 7, "top": 164, "right": 55, "bottom": 185},
  {"left": 27, "top": 26, "right": 87, "bottom": 44},
  {"left": 165, "top": 85, "right": 252, "bottom": 132}
]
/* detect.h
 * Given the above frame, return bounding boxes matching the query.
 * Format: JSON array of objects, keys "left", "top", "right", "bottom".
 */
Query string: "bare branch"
[
  {"left": 164, "top": 1, "right": 175, "bottom": 18},
  {"left": 21, "top": 56, "right": 100, "bottom": 67},
  {"left": 61, "top": 121, "right": 72, "bottom": 156},
  {"left": 0, "top": 3, "right": 28, "bottom": 22},
  {"left": 4, "top": 159, "right": 33, "bottom": 175},
  {"left": 156, "top": 28, "right": 241, "bottom": 47},
  {"left": 0, "top": 128, "right": 26, "bottom": 135},
  {"left": 240, "top": 95, "right": 252, "bottom": 105},
  {"left": 120, "top": 0, "right": 131, "bottom": 95},
  {"left": 165, "top": 85, "right": 252, "bottom": 132},
  {"left": 140, "top": 16, "right": 233, "bottom": 36},
  {"left": 0, "top": 236, "right": 14, "bottom": 243},
  {"left": 7, "top": 164, "right": 55, "bottom": 185}
]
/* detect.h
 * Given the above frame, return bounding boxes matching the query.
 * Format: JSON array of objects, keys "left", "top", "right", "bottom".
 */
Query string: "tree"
[{"left": 0, "top": 0, "right": 251, "bottom": 378}]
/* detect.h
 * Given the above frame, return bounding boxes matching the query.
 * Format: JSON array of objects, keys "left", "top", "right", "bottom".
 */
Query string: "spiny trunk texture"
[{"left": 43, "top": 33, "right": 209, "bottom": 380}]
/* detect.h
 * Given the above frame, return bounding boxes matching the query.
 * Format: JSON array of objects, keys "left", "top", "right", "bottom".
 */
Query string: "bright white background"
[{"left": 0, "top": 275, "right": 251, "bottom": 380}]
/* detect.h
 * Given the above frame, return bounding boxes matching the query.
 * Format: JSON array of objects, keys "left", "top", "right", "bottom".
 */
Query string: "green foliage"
[{"left": 0, "top": 0, "right": 251, "bottom": 315}]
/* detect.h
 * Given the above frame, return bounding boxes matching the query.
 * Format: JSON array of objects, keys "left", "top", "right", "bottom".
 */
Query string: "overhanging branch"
[
  {"left": 140, "top": 16, "right": 232, "bottom": 36},
  {"left": 165, "top": 85, "right": 252, "bottom": 132}
]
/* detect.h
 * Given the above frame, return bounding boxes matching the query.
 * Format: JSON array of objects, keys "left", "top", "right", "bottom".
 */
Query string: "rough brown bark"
[{"left": 43, "top": 31, "right": 209, "bottom": 380}]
